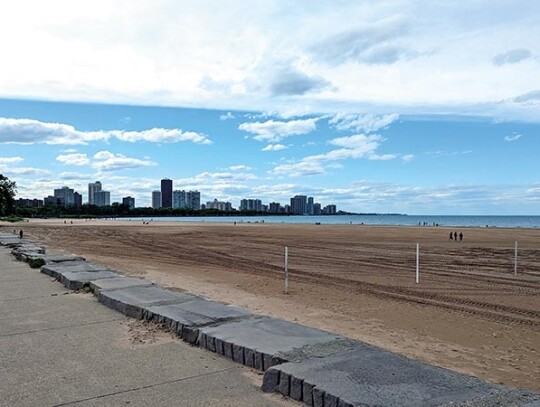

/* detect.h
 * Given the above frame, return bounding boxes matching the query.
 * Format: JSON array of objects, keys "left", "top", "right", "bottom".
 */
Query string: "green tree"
[{"left": 0, "top": 174, "right": 17, "bottom": 216}]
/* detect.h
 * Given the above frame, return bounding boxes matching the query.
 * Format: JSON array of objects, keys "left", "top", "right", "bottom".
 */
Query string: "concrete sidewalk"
[{"left": 0, "top": 247, "right": 296, "bottom": 407}]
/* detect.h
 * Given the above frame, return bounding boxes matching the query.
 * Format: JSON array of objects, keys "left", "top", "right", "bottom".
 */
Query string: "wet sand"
[{"left": 7, "top": 218, "right": 540, "bottom": 391}]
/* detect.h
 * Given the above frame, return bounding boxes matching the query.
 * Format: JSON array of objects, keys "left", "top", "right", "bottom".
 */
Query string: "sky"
[{"left": 0, "top": 1, "right": 539, "bottom": 215}]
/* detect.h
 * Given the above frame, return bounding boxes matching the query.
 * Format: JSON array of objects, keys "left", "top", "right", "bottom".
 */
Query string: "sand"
[{"left": 5, "top": 218, "right": 540, "bottom": 391}]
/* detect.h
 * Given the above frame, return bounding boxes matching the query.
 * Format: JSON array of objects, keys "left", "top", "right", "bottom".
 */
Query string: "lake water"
[{"left": 126, "top": 215, "right": 540, "bottom": 228}]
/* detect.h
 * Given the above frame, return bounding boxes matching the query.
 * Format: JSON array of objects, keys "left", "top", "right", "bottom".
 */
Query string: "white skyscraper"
[
  {"left": 88, "top": 181, "right": 102, "bottom": 205},
  {"left": 152, "top": 190, "right": 162, "bottom": 209}
]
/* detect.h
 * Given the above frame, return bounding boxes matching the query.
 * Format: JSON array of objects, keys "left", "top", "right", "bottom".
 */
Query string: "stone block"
[
  {"left": 59, "top": 270, "right": 120, "bottom": 290},
  {"left": 89, "top": 277, "right": 153, "bottom": 294}
]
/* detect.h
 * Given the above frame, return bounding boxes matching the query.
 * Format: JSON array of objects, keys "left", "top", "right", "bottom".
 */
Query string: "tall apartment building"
[
  {"left": 88, "top": 181, "right": 102, "bottom": 205},
  {"left": 239, "top": 199, "right": 262, "bottom": 212},
  {"left": 290, "top": 195, "right": 307, "bottom": 215},
  {"left": 323, "top": 204, "right": 337, "bottom": 215},
  {"left": 152, "top": 190, "right": 162, "bottom": 209},
  {"left": 206, "top": 199, "right": 232, "bottom": 211},
  {"left": 94, "top": 191, "right": 110, "bottom": 207},
  {"left": 74, "top": 192, "right": 82, "bottom": 207},
  {"left": 313, "top": 203, "right": 322, "bottom": 215},
  {"left": 268, "top": 202, "right": 281, "bottom": 213},
  {"left": 307, "top": 197, "right": 314, "bottom": 215},
  {"left": 186, "top": 190, "right": 200, "bottom": 210},
  {"left": 173, "top": 190, "right": 187, "bottom": 209},
  {"left": 122, "top": 196, "right": 135, "bottom": 209},
  {"left": 161, "top": 179, "right": 173, "bottom": 208},
  {"left": 54, "top": 186, "right": 75, "bottom": 206}
]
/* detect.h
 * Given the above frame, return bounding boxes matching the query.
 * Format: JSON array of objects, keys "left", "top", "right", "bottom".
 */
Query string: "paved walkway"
[{"left": 0, "top": 247, "right": 296, "bottom": 407}]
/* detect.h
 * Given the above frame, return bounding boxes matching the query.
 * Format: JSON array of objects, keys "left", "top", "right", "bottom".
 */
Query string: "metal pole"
[
  {"left": 416, "top": 243, "right": 420, "bottom": 284},
  {"left": 284, "top": 246, "right": 289, "bottom": 294},
  {"left": 514, "top": 241, "right": 518, "bottom": 276}
]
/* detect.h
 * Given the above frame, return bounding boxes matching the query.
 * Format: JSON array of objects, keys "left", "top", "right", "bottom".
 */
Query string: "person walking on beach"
[
  {"left": 459, "top": 232, "right": 463, "bottom": 242},
  {"left": 454, "top": 231, "right": 457, "bottom": 241},
  {"left": 449, "top": 232, "right": 453, "bottom": 240},
  {"left": 19, "top": 229, "right": 23, "bottom": 239}
]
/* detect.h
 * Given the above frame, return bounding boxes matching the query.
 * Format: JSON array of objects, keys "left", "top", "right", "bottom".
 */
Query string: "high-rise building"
[
  {"left": 206, "top": 199, "right": 232, "bottom": 211},
  {"left": 323, "top": 204, "right": 337, "bottom": 215},
  {"left": 161, "top": 179, "right": 173, "bottom": 208},
  {"left": 290, "top": 195, "right": 307, "bottom": 215},
  {"left": 94, "top": 191, "right": 110, "bottom": 207},
  {"left": 173, "top": 190, "right": 187, "bottom": 209},
  {"left": 122, "top": 196, "right": 135, "bottom": 209},
  {"left": 186, "top": 190, "right": 200, "bottom": 210},
  {"left": 307, "top": 197, "right": 314, "bottom": 215},
  {"left": 74, "top": 192, "right": 82, "bottom": 207},
  {"left": 152, "top": 190, "right": 162, "bottom": 209},
  {"left": 54, "top": 186, "right": 75, "bottom": 206},
  {"left": 269, "top": 202, "right": 281, "bottom": 213},
  {"left": 313, "top": 203, "right": 322, "bottom": 215},
  {"left": 88, "top": 181, "right": 102, "bottom": 205},
  {"left": 239, "top": 199, "right": 262, "bottom": 212}
]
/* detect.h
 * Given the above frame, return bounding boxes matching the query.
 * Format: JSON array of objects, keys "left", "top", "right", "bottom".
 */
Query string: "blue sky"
[{"left": 0, "top": 1, "right": 539, "bottom": 214}]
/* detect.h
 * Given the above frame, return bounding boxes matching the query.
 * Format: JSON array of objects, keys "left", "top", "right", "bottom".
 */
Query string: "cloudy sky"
[{"left": 0, "top": 1, "right": 539, "bottom": 214}]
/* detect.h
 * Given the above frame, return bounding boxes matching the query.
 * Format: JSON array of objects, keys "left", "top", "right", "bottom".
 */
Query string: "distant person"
[
  {"left": 454, "top": 231, "right": 457, "bottom": 241},
  {"left": 19, "top": 230, "right": 23, "bottom": 239},
  {"left": 459, "top": 232, "right": 463, "bottom": 242},
  {"left": 449, "top": 232, "right": 453, "bottom": 240}
]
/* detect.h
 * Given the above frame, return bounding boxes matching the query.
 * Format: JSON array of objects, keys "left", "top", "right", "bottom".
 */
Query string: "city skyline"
[{"left": 0, "top": 2, "right": 539, "bottom": 215}]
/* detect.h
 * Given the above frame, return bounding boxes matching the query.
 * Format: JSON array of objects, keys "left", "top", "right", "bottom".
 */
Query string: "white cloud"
[
  {"left": 0, "top": 156, "right": 24, "bottom": 164},
  {"left": 0, "top": 118, "right": 212, "bottom": 145},
  {"left": 504, "top": 133, "right": 522, "bottom": 142},
  {"left": 2, "top": 167, "right": 51, "bottom": 176},
  {"left": 402, "top": 154, "right": 414, "bottom": 162},
  {"left": 228, "top": 165, "right": 252, "bottom": 171},
  {"left": 329, "top": 113, "right": 399, "bottom": 133},
  {"left": 92, "top": 151, "right": 157, "bottom": 172},
  {"left": 262, "top": 144, "right": 288, "bottom": 151},
  {"left": 272, "top": 134, "right": 396, "bottom": 177},
  {"left": 239, "top": 118, "right": 318, "bottom": 143},
  {"left": 219, "top": 112, "right": 236, "bottom": 120},
  {"left": 59, "top": 171, "right": 92, "bottom": 180},
  {"left": 56, "top": 153, "right": 89, "bottom": 166}
]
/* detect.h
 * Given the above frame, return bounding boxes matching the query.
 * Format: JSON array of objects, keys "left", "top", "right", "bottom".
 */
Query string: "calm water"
[{"left": 126, "top": 215, "right": 540, "bottom": 228}]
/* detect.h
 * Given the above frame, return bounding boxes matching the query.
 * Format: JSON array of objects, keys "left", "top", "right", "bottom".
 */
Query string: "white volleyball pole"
[
  {"left": 284, "top": 246, "right": 289, "bottom": 294},
  {"left": 514, "top": 241, "right": 518, "bottom": 276},
  {"left": 416, "top": 243, "right": 420, "bottom": 284}
]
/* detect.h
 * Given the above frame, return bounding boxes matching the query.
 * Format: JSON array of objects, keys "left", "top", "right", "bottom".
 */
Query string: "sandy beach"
[{"left": 5, "top": 218, "right": 540, "bottom": 391}]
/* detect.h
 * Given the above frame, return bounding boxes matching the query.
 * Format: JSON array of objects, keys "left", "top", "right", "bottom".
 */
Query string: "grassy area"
[{"left": 0, "top": 215, "right": 25, "bottom": 223}]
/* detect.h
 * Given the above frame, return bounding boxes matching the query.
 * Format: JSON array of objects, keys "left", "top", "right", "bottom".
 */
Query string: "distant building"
[
  {"left": 16, "top": 198, "right": 43, "bottom": 208},
  {"left": 122, "top": 196, "right": 135, "bottom": 209},
  {"left": 44, "top": 196, "right": 62, "bottom": 206},
  {"left": 186, "top": 190, "right": 200, "bottom": 210},
  {"left": 323, "top": 204, "right": 337, "bottom": 215},
  {"left": 152, "top": 190, "right": 162, "bottom": 209},
  {"left": 54, "top": 186, "right": 75, "bottom": 206},
  {"left": 74, "top": 192, "right": 82, "bottom": 207},
  {"left": 313, "top": 203, "right": 322, "bottom": 215},
  {"left": 307, "top": 197, "right": 314, "bottom": 215},
  {"left": 161, "top": 179, "right": 173, "bottom": 208},
  {"left": 268, "top": 202, "right": 281, "bottom": 214},
  {"left": 206, "top": 199, "right": 232, "bottom": 211},
  {"left": 283, "top": 204, "right": 291, "bottom": 214},
  {"left": 88, "top": 181, "right": 102, "bottom": 205},
  {"left": 94, "top": 191, "right": 110, "bottom": 207},
  {"left": 240, "top": 199, "right": 262, "bottom": 212},
  {"left": 290, "top": 195, "right": 307, "bottom": 215},
  {"left": 173, "top": 190, "right": 187, "bottom": 209}
]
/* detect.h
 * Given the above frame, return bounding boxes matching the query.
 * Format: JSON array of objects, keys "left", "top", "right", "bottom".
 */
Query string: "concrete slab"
[
  {"left": 89, "top": 276, "right": 154, "bottom": 294},
  {"left": 198, "top": 317, "right": 342, "bottom": 371},
  {"left": 25, "top": 253, "right": 86, "bottom": 264},
  {"left": 262, "top": 344, "right": 540, "bottom": 407},
  {"left": 59, "top": 270, "right": 121, "bottom": 290},
  {"left": 144, "top": 298, "right": 252, "bottom": 343},
  {"left": 41, "top": 261, "right": 111, "bottom": 279},
  {"left": 98, "top": 285, "right": 199, "bottom": 319}
]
